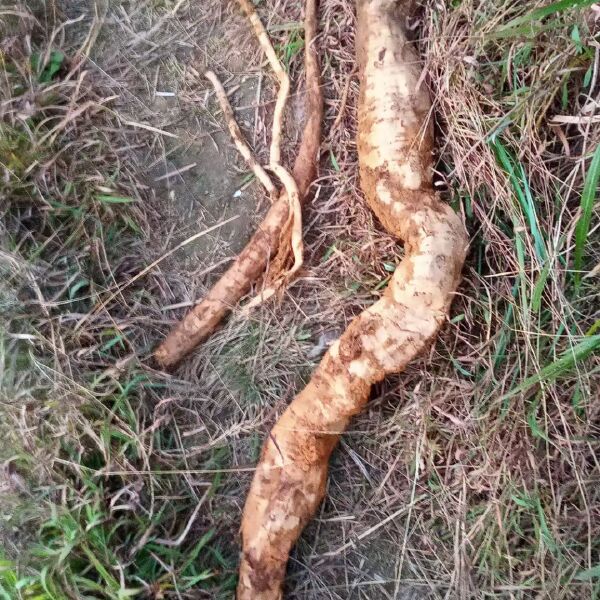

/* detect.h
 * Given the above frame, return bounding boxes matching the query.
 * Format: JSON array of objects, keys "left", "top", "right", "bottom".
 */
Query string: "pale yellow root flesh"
[{"left": 236, "top": 1, "right": 468, "bottom": 598}]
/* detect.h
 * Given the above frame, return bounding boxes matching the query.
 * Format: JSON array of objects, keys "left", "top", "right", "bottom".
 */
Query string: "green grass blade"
[
  {"left": 519, "top": 162, "right": 547, "bottom": 261},
  {"left": 575, "top": 564, "right": 600, "bottom": 580},
  {"left": 330, "top": 150, "right": 340, "bottom": 172},
  {"left": 499, "top": 335, "right": 600, "bottom": 401},
  {"left": 586, "top": 318, "right": 600, "bottom": 336},
  {"left": 531, "top": 263, "right": 551, "bottom": 312},
  {"left": 492, "top": 140, "right": 546, "bottom": 262},
  {"left": 96, "top": 194, "right": 135, "bottom": 204},
  {"left": 573, "top": 144, "right": 600, "bottom": 290},
  {"left": 498, "top": 0, "right": 597, "bottom": 31},
  {"left": 514, "top": 224, "right": 529, "bottom": 318},
  {"left": 80, "top": 544, "right": 120, "bottom": 593},
  {"left": 493, "top": 284, "right": 517, "bottom": 370}
]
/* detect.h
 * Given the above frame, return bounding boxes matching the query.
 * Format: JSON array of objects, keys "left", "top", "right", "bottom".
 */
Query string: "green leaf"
[
  {"left": 571, "top": 383, "right": 585, "bottom": 417},
  {"left": 321, "top": 243, "right": 336, "bottom": 262},
  {"left": 100, "top": 333, "right": 126, "bottom": 353},
  {"left": 498, "top": 0, "right": 597, "bottom": 32},
  {"left": 120, "top": 214, "right": 142, "bottom": 234},
  {"left": 96, "top": 194, "right": 135, "bottom": 204},
  {"left": 117, "top": 588, "right": 145, "bottom": 599},
  {"left": 493, "top": 290, "right": 516, "bottom": 370},
  {"left": 570, "top": 24, "right": 583, "bottom": 52},
  {"left": 514, "top": 223, "right": 529, "bottom": 321},
  {"left": 373, "top": 276, "right": 390, "bottom": 291},
  {"left": 181, "top": 570, "right": 214, "bottom": 589},
  {"left": 583, "top": 64, "right": 593, "bottom": 88},
  {"left": 36, "top": 50, "right": 65, "bottom": 83},
  {"left": 535, "top": 496, "right": 556, "bottom": 551},
  {"left": 527, "top": 393, "right": 549, "bottom": 440},
  {"left": 531, "top": 263, "right": 550, "bottom": 312},
  {"left": 46, "top": 50, "right": 64, "bottom": 81},
  {"left": 0, "top": 587, "right": 12, "bottom": 600},
  {"left": 499, "top": 335, "right": 600, "bottom": 401},
  {"left": 511, "top": 493, "right": 534, "bottom": 509},
  {"left": 330, "top": 150, "right": 340, "bottom": 172},
  {"left": 586, "top": 318, "right": 600, "bottom": 336},
  {"left": 573, "top": 144, "right": 600, "bottom": 290},
  {"left": 15, "top": 576, "right": 38, "bottom": 590},
  {"left": 492, "top": 140, "right": 546, "bottom": 262},
  {"left": 487, "top": 20, "right": 562, "bottom": 40},
  {"left": 0, "top": 560, "right": 16, "bottom": 574},
  {"left": 575, "top": 564, "right": 600, "bottom": 580},
  {"left": 81, "top": 544, "right": 120, "bottom": 591},
  {"left": 295, "top": 329, "right": 311, "bottom": 341},
  {"left": 451, "top": 357, "right": 473, "bottom": 378},
  {"left": 68, "top": 279, "right": 89, "bottom": 301}
]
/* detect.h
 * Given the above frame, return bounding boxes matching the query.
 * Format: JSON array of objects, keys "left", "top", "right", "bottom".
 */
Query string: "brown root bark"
[
  {"left": 154, "top": 0, "right": 322, "bottom": 369},
  {"left": 236, "top": 1, "right": 468, "bottom": 598}
]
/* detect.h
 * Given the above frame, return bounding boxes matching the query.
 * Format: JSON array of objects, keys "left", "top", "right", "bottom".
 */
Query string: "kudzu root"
[{"left": 237, "top": 1, "right": 467, "bottom": 598}]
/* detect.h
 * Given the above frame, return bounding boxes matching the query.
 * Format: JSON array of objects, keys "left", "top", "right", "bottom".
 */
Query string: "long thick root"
[
  {"left": 154, "top": 0, "right": 322, "bottom": 369},
  {"left": 237, "top": 1, "right": 468, "bottom": 598}
]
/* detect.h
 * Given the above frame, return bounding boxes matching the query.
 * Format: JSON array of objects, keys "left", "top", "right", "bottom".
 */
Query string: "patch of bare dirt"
[{"left": 57, "top": 0, "right": 270, "bottom": 272}]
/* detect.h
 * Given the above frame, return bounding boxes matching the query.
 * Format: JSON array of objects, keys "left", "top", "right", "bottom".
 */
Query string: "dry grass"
[{"left": 1, "top": 0, "right": 599, "bottom": 599}]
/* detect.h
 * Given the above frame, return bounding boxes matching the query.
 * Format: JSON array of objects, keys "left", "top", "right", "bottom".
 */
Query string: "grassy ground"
[{"left": 1, "top": 0, "right": 599, "bottom": 598}]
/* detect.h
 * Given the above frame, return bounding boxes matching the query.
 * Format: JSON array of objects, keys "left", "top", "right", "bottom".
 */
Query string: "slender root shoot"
[
  {"left": 205, "top": 70, "right": 276, "bottom": 197},
  {"left": 237, "top": 0, "right": 290, "bottom": 166}
]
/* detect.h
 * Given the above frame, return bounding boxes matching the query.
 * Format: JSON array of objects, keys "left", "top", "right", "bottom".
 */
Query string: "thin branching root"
[
  {"left": 204, "top": 70, "right": 276, "bottom": 197},
  {"left": 236, "top": 1, "right": 468, "bottom": 597},
  {"left": 154, "top": 0, "right": 322, "bottom": 368},
  {"left": 237, "top": 0, "right": 290, "bottom": 167}
]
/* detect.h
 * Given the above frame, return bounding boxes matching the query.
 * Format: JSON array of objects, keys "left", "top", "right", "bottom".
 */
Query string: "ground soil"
[
  {"left": 76, "top": 1, "right": 271, "bottom": 267},
  {"left": 4, "top": 1, "right": 599, "bottom": 598}
]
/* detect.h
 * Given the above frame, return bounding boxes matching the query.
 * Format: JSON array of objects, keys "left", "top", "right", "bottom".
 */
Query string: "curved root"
[
  {"left": 204, "top": 70, "right": 276, "bottom": 197},
  {"left": 237, "top": 0, "right": 290, "bottom": 166},
  {"left": 236, "top": 1, "right": 468, "bottom": 598}
]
